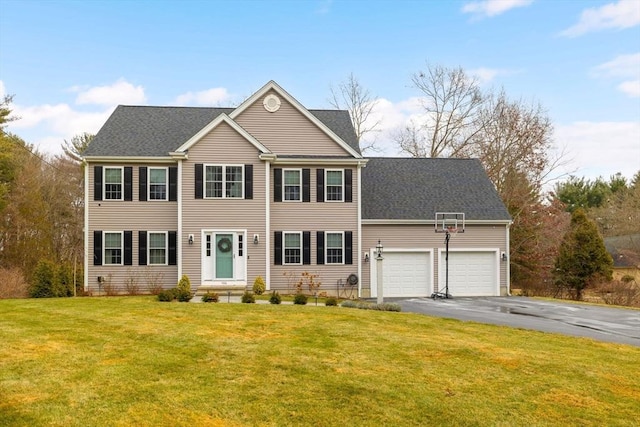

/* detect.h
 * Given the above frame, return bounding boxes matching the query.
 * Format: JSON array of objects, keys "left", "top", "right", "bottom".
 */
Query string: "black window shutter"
[
  {"left": 316, "top": 231, "right": 325, "bottom": 265},
  {"left": 124, "top": 231, "right": 133, "bottom": 265},
  {"left": 168, "top": 231, "right": 177, "bottom": 266},
  {"left": 345, "top": 231, "right": 353, "bottom": 265},
  {"left": 302, "top": 169, "right": 310, "bottom": 202},
  {"left": 345, "top": 169, "right": 353, "bottom": 203},
  {"left": 274, "top": 231, "right": 283, "bottom": 265},
  {"left": 124, "top": 167, "right": 133, "bottom": 201},
  {"left": 303, "top": 231, "right": 311, "bottom": 265},
  {"left": 139, "top": 167, "right": 147, "bottom": 201},
  {"left": 94, "top": 166, "right": 103, "bottom": 201},
  {"left": 244, "top": 164, "right": 253, "bottom": 200},
  {"left": 274, "top": 168, "right": 282, "bottom": 202},
  {"left": 138, "top": 231, "right": 147, "bottom": 266},
  {"left": 93, "top": 230, "right": 102, "bottom": 266},
  {"left": 195, "top": 164, "right": 203, "bottom": 199},
  {"left": 169, "top": 167, "right": 178, "bottom": 201},
  {"left": 316, "top": 169, "right": 324, "bottom": 202}
]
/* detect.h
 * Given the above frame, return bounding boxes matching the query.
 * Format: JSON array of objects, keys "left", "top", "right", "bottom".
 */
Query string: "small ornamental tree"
[{"left": 554, "top": 208, "right": 613, "bottom": 300}]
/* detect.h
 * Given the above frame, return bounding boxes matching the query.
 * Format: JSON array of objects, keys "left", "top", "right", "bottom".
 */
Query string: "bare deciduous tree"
[
  {"left": 329, "top": 73, "right": 381, "bottom": 154},
  {"left": 396, "top": 64, "right": 484, "bottom": 158},
  {"left": 62, "top": 132, "right": 94, "bottom": 163}
]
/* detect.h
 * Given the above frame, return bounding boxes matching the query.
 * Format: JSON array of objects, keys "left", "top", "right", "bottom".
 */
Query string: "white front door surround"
[{"left": 201, "top": 229, "right": 247, "bottom": 284}]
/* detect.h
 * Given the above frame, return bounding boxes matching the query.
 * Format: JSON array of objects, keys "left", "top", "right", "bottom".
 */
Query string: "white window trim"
[
  {"left": 103, "top": 231, "right": 123, "bottom": 266},
  {"left": 148, "top": 231, "right": 168, "bottom": 266},
  {"left": 204, "top": 164, "right": 245, "bottom": 199},
  {"left": 325, "top": 231, "right": 345, "bottom": 265},
  {"left": 325, "top": 169, "right": 344, "bottom": 202},
  {"left": 148, "top": 167, "right": 168, "bottom": 201},
  {"left": 283, "top": 231, "right": 303, "bottom": 265},
  {"left": 103, "top": 166, "right": 124, "bottom": 201},
  {"left": 283, "top": 168, "right": 302, "bottom": 202}
]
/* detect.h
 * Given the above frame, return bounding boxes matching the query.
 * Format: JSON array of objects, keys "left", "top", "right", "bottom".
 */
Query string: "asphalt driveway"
[{"left": 397, "top": 296, "right": 640, "bottom": 347}]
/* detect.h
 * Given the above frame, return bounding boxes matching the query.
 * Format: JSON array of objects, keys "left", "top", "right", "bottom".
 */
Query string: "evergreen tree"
[{"left": 554, "top": 208, "right": 613, "bottom": 300}]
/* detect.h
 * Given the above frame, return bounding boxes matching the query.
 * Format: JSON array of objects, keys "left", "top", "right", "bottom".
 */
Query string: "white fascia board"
[
  {"left": 82, "top": 156, "right": 176, "bottom": 164},
  {"left": 175, "top": 113, "right": 271, "bottom": 154},
  {"left": 362, "top": 219, "right": 513, "bottom": 225},
  {"left": 229, "top": 80, "right": 363, "bottom": 159},
  {"left": 264, "top": 157, "right": 369, "bottom": 167}
]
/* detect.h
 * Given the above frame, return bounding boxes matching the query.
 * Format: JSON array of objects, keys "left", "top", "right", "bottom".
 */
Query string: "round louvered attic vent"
[{"left": 263, "top": 94, "right": 281, "bottom": 112}]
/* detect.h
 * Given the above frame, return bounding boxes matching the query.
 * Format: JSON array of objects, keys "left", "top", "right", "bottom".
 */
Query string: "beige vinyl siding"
[
  {"left": 361, "top": 224, "right": 509, "bottom": 297},
  {"left": 181, "top": 121, "right": 266, "bottom": 288},
  {"left": 270, "top": 164, "right": 359, "bottom": 296},
  {"left": 234, "top": 90, "right": 351, "bottom": 156},
  {"left": 87, "top": 162, "right": 178, "bottom": 293}
]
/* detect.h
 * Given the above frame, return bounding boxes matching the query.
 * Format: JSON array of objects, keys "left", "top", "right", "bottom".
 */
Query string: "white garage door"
[
  {"left": 380, "top": 252, "right": 431, "bottom": 297},
  {"left": 440, "top": 251, "right": 497, "bottom": 296}
]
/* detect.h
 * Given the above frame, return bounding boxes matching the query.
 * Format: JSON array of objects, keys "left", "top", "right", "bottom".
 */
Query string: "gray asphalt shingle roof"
[
  {"left": 83, "top": 106, "right": 360, "bottom": 157},
  {"left": 362, "top": 157, "right": 511, "bottom": 221}
]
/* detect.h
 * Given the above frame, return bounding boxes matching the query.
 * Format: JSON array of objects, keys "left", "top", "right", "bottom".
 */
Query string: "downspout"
[
  {"left": 357, "top": 164, "right": 362, "bottom": 298},
  {"left": 506, "top": 222, "right": 511, "bottom": 296},
  {"left": 177, "top": 159, "right": 183, "bottom": 281},
  {"left": 83, "top": 160, "right": 89, "bottom": 292},
  {"left": 265, "top": 159, "right": 271, "bottom": 290}
]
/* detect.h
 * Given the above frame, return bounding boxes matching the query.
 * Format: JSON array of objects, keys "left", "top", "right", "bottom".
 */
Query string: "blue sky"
[{"left": 1, "top": 0, "right": 639, "bottom": 185}]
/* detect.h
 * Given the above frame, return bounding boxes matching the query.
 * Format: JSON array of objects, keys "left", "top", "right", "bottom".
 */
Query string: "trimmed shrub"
[
  {"left": 253, "top": 276, "right": 266, "bottom": 295},
  {"left": 157, "top": 289, "right": 175, "bottom": 302},
  {"left": 269, "top": 291, "right": 282, "bottom": 305},
  {"left": 293, "top": 293, "right": 308, "bottom": 305},
  {"left": 177, "top": 275, "right": 191, "bottom": 294},
  {"left": 201, "top": 292, "right": 219, "bottom": 303},
  {"left": 341, "top": 300, "right": 401, "bottom": 312},
  {"left": 325, "top": 297, "right": 338, "bottom": 306},
  {"left": 241, "top": 291, "right": 255, "bottom": 303},
  {"left": 176, "top": 289, "right": 192, "bottom": 302}
]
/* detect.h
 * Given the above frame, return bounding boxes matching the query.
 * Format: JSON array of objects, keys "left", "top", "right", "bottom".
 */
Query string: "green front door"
[{"left": 215, "top": 234, "right": 234, "bottom": 279}]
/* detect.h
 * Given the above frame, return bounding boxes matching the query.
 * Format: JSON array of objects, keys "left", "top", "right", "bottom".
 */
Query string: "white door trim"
[
  {"left": 437, "top": 248, "right": 500, "bottom": 296},
  {"left": 200, "top": 229, "right": 248, "bottom": 284},
  {"left": 370, "top": 248, "right": 433, "bottom": 298}
]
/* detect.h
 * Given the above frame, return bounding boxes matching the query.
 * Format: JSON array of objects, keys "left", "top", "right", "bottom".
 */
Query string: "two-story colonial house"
[{"left": 83, "top": 81, "right": 511, "bottom": 298}]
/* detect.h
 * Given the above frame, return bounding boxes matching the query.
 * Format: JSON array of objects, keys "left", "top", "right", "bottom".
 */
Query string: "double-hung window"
[
  {"left": 205, "top": 165, "right": 243, "bottom": 198},
  {"left": 149, "top": 168, "right": 167, "bottom": 200},
  {"left": 283, "top": 169, "right": 301, "bottom": 201},
  {"left": 325, "top": 170, "right": 343, "bottom": 201},
  {"left": 148, "top": 232, "right": 167, "bottom": 265},
  {"left": 326, "top": 232, "right": 344, "bottom": 264},
  {"left": 104, "top": 167, "right": 123, "bottom": 200},
  {"left": 104, "top": 232, "right": 123, "bottom": 265},
  {"left": 283, "top": 232, "right": 302, "bottom": 265}
]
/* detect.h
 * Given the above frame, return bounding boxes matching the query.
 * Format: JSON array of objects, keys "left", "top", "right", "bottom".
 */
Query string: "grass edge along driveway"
[{"left": 1, "top": 297, "right": 638, "bottom": 426}]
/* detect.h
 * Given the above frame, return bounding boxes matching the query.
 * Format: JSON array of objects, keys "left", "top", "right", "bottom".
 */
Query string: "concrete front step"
[{"left": 195, "top": 283, "right": 248, "bottom": 296}]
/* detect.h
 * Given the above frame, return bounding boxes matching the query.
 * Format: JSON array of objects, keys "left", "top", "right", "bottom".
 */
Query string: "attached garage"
[
  {"left": 438, "top": 250, "right": 499, "bottom": 296},
  {"left": 370, "top": 250, "right": 432, "bottom": 298}
]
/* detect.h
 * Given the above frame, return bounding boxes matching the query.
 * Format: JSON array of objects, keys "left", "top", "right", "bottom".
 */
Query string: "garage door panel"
[
  {"left": 443, "top": 252, "right": 497, "bottom": 297},
  {"left": 381, "top": 252, "right": 430, "bottom": 297}
]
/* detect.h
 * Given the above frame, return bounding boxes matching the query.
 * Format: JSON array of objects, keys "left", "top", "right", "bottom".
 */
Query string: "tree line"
[{"left": 332, "top": 65, "right": 637, "bottom": 301}]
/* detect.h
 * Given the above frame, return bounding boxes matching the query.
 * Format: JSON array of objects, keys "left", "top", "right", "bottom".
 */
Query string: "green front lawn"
[{"left": 1, "top": 297, "right": 638, "bottom": 426}]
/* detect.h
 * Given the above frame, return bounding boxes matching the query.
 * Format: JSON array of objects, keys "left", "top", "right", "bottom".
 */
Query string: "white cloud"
[
  {"left": 554, "top": 121, "right": 640, "bottom": 181},
  {"left": 617, "top": 80, "right": 640, "bottom": 97},
  {"left": 592, "top": 53, "right": 640, "bottom": 78},
  {"left": 174, "top": 87, "right": 233, "bottom": 106},
  {"left": 560, "top": 0, "right": 640, "bottom": 37},
  {"left": 315, "top": 0, "right": 332, "bottom": 15},
  {"left": 5, "top": 79, "right": 143, "bottom": 155},
  {"left": 75, "top": 78, "right": 146, "bottom": 106},
  {"left": 0, "top": 80, "right": 5, "bottom": 99},
  {"left": 468, "top": 67, "right": 518, "bottom": 85},
  {"left": 462, "top": 0, "right": 533, "bottom": 18},
  {"left": 592, "top": 53, "right": 640, "bottom": 98}
]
